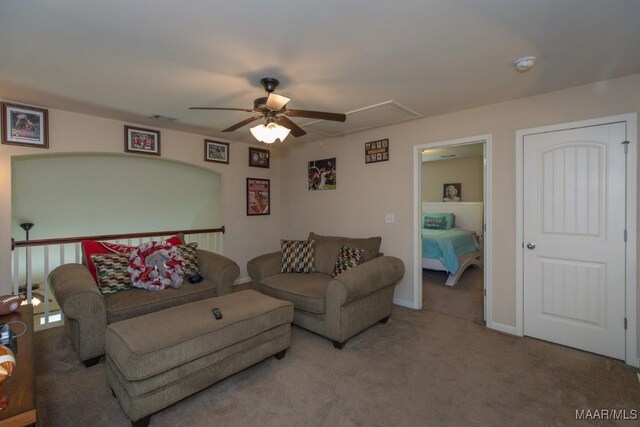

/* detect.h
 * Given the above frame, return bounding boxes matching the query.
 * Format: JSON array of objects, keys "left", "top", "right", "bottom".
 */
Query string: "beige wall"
[
  {"left": 279, "top": 73, "right": 640, "bottom": 334},
  {"left": 0, "top": 107, "right": 284, "bottom": 292},
  {"left": 422, "top": 156, "right": 483, "bottom": 202}
]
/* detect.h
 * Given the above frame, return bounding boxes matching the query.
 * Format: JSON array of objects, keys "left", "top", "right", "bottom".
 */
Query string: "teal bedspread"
[{"left": 422, "top": 229, "right": 479, "bottom": 274}]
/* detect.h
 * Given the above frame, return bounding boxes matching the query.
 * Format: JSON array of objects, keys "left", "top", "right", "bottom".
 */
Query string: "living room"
[{"left": 1, "top": 1, "right": 640, "bottom": 426}]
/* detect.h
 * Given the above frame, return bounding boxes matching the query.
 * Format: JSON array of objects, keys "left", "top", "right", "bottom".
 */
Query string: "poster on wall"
[
  {"left": 308, "top": 158, "right": 336, "bottom": 191},
  {"left": 1, "top": 102, "right": 49, "bottom": 148},
  {"left": 443, "top": 183, "right": 461, "bottom": 202},
  {"left": 247, "top": 178, "right": 270, "bottom": 215},
  {"left": 365, "top": 138, "right": 388, "bottom": 164}
]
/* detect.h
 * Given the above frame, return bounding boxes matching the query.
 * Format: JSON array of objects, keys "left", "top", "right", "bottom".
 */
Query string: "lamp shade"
[{"left": 250, "top": 122, "right": 291, "bottom": 144}]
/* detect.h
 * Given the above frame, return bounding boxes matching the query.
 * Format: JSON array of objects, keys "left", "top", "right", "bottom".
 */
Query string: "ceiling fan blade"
[
  {"left": 286, "top": 109, "right": 346, "bottom": 122},
  {"left": 266, "top": 93, "right": 291, "bottom": 111},
  {"left": 222, "top": 115, "right": 263, "bottom": 132},
  {"left": 189, "top": 107, "right": 254, "bottom": 112},
  {"left": 276, "top": 116, "right": 307, "bottom": 137}
]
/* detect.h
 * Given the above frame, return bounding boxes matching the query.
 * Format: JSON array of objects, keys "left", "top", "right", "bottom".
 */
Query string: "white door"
[{"left": 523, "top": 122, "right": 627, "bottom": 360}]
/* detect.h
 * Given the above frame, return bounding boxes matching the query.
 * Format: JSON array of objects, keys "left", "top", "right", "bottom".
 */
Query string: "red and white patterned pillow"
[
  {"left": 81, "top": 235, "right": 183, "bottom": 283},
  {"left": 128, "top": 241, "right": 185, "bottom": 291}
]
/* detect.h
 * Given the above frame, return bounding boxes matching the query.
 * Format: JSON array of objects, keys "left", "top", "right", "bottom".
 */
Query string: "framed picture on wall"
[
  {"left": 247, "top": 178, "right": 270, "bottom": 215},
  {"left": 1, "top": 102, "right": 49, "bottom": 148},
  {"left": 308, "top": 157, "right": 336, "bottom": 191},
  {"left": 124, "top": 125, "right": 161, "bottom": 155},
  {"left": 443, "top": 183, "right": 462, "bottom": 202},
  {"left": 204, "top": 140, "right": 229, "bottom": 164},
  {"left": 249, "top": 147, "right": 270, "bottom": 168},
  {"left": 364, "top": 138, "right": 389, "bottom": 164}
]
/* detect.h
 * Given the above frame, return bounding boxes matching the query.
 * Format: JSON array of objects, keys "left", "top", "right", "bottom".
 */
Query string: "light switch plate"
[{"left": 385, "top": 214, "right": 395, "bottom": 224}]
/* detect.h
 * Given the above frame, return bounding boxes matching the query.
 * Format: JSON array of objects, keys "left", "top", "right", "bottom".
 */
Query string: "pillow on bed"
[
  {"left": 424, "top": 216, "right": 447, "bottom": 229},
  {"left": 423, "top": 213, "right": 454, "bottom": 229}
]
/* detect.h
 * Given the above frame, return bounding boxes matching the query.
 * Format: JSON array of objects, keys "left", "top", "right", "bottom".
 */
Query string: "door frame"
[
  {"left": 413, "top": 134, "right": 493, "bottom": 327},
  {"left": 515, "top": 113, "right": 638, "bottom": 367}
]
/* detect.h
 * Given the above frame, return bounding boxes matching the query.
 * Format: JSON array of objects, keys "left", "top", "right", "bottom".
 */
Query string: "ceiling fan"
[{"left": 189, "top": 78, "right": 346, "bottom": 143}]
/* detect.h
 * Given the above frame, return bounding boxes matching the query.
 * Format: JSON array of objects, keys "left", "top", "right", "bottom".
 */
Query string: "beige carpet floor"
[
  {"left": 34, "top": 304, "right": 640, "bottom": 427},
  {"left": 422, "top": 266, "right": 484, "bottom": 323}
]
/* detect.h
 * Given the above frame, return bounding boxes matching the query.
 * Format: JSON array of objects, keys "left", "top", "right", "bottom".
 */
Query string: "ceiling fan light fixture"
[{"left": 250, "top": 122, "right": 290, "bottom": 144}]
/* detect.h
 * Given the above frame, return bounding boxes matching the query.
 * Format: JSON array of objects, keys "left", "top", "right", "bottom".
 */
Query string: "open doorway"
[{"left": 413, "top": 135, "right": 492, "bottom": 326}]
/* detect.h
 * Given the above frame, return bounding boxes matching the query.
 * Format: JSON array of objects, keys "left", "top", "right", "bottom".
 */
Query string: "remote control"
[{"left": 212, "top": 308, "right": 223, "bottom": 320}]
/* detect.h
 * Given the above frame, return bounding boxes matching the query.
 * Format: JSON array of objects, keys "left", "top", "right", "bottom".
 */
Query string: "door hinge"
[
  {"left": 624, "top": 317, "right": 628, "bottom": 330},
  {"left": 624, "top": 229, "right": 628, "bottom": 242},
  {"left": 622, "top": 140, "right": 629, "bottom": 154}
]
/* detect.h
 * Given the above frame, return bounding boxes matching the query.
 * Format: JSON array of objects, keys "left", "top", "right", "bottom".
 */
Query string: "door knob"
[{"left": 526, "top": 242, "right": 536, "bottom": 250}]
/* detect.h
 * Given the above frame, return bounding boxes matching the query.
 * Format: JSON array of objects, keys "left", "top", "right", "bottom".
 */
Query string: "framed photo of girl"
[
  {"left": 247, "top": 178, "right": 270, "bottom": 216},
  {"left": 204, "top": 139, "right": 229, "bottom": 164},
  {"left": 1, "top": 102, "right": 49, "bottom": 149},
  {"left": 124, "top": 125, "right": 161, "bottom": 155}
]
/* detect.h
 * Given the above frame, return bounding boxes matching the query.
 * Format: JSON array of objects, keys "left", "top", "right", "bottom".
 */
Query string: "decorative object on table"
[
  {"left": 0, "top": 296, "right": 21, "bottom": 316},
  {"left": 365, "top": 138, "right": 389, "bottom": 164},
  {"left": 308, "top": 158, "right": 336, "bottom": 191},
  {"left": 247, "top": 178, "right": 270, "bottom": 216},
  {"left": 248, "top": 147, "right": 269, "bottom": 168},
  {"left": 443, "top": 183, "right": 462, "bottom": 202},
  {"left": 189, "top": 77, "right": 346, "bottom": 144},
  {"left": 1, "top": 102, "right": 49, "bottom": 149},
  {"left": 0, "top": 345, "right": 15, "bottom": 410},
  {"left": 124, "top": 125, "right": 161, "bottom": 155},
  {"left": 204, "top": 140, "right": 229, "bottom": 164}
]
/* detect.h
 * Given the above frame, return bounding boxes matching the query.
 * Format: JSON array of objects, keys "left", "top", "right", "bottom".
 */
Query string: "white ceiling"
[{"left": 0, "top": 0, "right": 639, "bottom": 144}]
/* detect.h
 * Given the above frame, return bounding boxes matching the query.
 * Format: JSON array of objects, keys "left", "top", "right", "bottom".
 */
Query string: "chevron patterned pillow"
[
  {"left": 332, "top": 246, "right": 364, "bottom": 278},
  {"left": 281, "top": 239, "right": 316, "bottom": 273},
  {"left": 91, "top": 252, "right": 132, "bottom": 295},
  {"left": 177, "top": 242, "right": 201, "bottom": 277}
]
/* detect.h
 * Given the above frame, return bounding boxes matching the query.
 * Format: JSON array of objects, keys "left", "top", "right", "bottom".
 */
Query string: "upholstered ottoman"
[{"left": 105, "top": 290, "right": 293, "bottom": 427}]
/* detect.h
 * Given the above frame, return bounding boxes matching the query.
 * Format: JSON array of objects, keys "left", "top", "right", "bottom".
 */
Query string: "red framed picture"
[{"left": 247, "top": 178, "right": 270, "bottom": 216}]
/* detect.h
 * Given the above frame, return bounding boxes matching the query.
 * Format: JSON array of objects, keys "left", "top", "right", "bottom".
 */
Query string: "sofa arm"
[
  {"left": 197, "top": 249, "right": 240, "bottom": 296},
  {"left": 247, "top": 251, "right": 282, "bottom": 283},
  {"left": 48, "top": 264, "right": 108, "bottom": 361},
  {"left": 326, "top": 256, "right": 405, "bottom": 307}
]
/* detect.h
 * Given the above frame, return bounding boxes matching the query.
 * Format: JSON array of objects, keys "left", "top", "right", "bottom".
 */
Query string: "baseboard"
[
  {"left": 487, "top": 321, "right": 517, "bottom": 336},
  {"left": 393, "top": 297, "right": 418, "bottom": 309},
  {"left": 234, "top": 277, "right": 252, "bottom": 285}
]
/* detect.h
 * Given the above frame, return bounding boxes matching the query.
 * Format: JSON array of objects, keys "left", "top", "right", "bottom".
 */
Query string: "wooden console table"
[{"left": 0, "top": 304, "right": 35, "bottom": 427}]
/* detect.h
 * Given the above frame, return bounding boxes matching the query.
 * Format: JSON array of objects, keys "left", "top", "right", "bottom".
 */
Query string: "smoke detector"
[{"left": 514, "top": 56, "right": 537, "bottom": 72}]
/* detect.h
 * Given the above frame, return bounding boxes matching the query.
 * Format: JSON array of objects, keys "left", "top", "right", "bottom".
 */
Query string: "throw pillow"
[
  {"left": 82, "top": 241, "right": 133, "bottom": 282},
  {"left": 332, "top": 246, "right": 364, "bottom": 277},
  {"left": 81, "top": 235, "right": 183, "bottom": 283},
  {"left": 281, "top": 240, "right": 315, "bottom": 273},
  {"left": 177, "top": 242, "right": 201, "bottom": 277},
  {"left": 422, "top": 213, "right": 454, "bottom": 229},
  {"left": 424, "top": 216, "right": 447, "bottom": 229},
  {"left": 128, "top": 241, "right": 185, "bottom": 291},
  {"left": 91, "top": 253, "right": 132, "bottom": 295}
]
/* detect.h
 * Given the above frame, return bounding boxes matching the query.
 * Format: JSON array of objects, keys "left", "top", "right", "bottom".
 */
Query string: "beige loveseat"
[
  {"left": 49, "top": 249, "right": 240, "bottom": 366},
  {"left": 248, "top": 233, "right": 405, "bottom": 348}
]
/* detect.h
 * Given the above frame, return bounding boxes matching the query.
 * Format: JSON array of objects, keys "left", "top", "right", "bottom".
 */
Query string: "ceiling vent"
[{"left": 301, "top": 100, "right": 421, "bottom": 137}]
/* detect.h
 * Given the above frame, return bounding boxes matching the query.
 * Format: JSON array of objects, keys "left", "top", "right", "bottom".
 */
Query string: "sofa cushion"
[
  {"left": 258, "top": 272, "right": 331, "bottom": 314},
  {"left": 104, "top": 279, "right": 217, "bottom": 324},
  {"left": 280, "top": 239, "right": 315, "bottom": 273},
  {"left": 91, "top": 252, "right": 132, "bottom": 295},
  {"left": 308, "top": 232, "right": 381, "bottom": 274},
  {"left": 332, "top": 246, "right": 364, "bottom": 277}
]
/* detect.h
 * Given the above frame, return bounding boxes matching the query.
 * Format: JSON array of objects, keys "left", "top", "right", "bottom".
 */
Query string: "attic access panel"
[{"left": 301, "top": 101, "right": 421, "bottom": 137}]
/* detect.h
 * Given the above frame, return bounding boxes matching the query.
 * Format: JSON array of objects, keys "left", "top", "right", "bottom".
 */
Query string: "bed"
[{"left": 421, "top": 202, "right": 483, "bottom": 286}]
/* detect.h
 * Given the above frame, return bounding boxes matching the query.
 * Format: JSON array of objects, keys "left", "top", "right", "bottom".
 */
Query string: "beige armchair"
[{"left": 248, "top": 233, "right": 405, "bottom": 348}]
